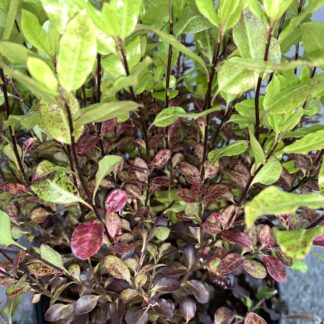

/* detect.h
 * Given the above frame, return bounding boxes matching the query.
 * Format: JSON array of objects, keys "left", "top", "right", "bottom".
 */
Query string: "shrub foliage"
[{"left": 0, "top": 0, "right": 324, "bottom": 322}]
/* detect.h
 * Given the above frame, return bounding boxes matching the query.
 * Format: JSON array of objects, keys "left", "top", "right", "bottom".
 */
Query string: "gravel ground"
[{"left": 280, "top": 247, "right": 324, "bottom": 324}]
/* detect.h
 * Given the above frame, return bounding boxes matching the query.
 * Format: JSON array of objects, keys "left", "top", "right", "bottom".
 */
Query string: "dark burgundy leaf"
[
  {"left": 203, "top": 185, "right": 233, "bottom": 207},
  {"left": 152, "top": 149, "right": 171, "bottom": 169},
  {"left": 263, "top": 255, "right": 287, "bottom": 283},
  {"left": 101, "top": 119, "right": 117, "bottom": 134},
  {"left": 110, "top": 242, "right": 136, "bottom": 255},
  {"left": 159, "top": 262, "right": 187, "bottom": 277},
  {"left": 75, "top": 295, "right": 99, "bottom": 315},
  {"left": 134, "top": 157, "right": 148, "bottom": 183},
  {"left": 202, "top": 212, "right": 222, "bottom": 236},
  {"left": 177, "top": 162, "right": 201, "bottom": 184},
  {"left": 204, "top": 160, "right": 220, "bottom": 180},
  {"left": 214, "top": 306, "right": 235, "bottom": 324},
  {"left": 313, "top": 233, "right": 324, "bottom": 246},
  {"left": 44, "top": 303, "right": 74, "bottom": 322},
  {"left": 71, "top": 221, "right": 105, "bottom": 260},
  {"left": 180, "top": 297, "right": 196, "bottom": 322},
  {"left": 257, "top": 225, "right": 276, "bottom": 248},
  {"left": 105, "top": 189, "right": 128, "bottom": 214},
  {"left": 106, "top": 212, "right": 122, "bottom": 238},
  {"left": 76, "top": 134, "right": 98, "bottom": 156},
  {"left": 150, "top": 176, "right": 170, "bottom": 192},
  {"left": 275, "top": 251, "right": 293, "bottom": 266},
  {"left": 244, "top": 312, "right": 267, "bottom": 324},
  {"left": 228, "top": 163, "right": 250, "bottom": 188},
  {"left": 216, "top": 253, "right": 243, "bottom": 276},
  {"left": 23, "top": 138, "right": 35, "bottom": 152},
  {"left": 221, "top": 230, "right": 253, "bottom": 250},
  {"left": 1, "top": 182, "right": 29, "bottom": 195},
  {"left": 177, "top": 188, "right": 199, "bottom": 203},
  {"left": 220, "top": 205, "right": 239, "bottom": 229}
]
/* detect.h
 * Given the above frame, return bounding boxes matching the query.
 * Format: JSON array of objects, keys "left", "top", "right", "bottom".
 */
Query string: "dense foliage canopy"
[{"left": 1, "top": 0, "right": 324, "bottom": 322}]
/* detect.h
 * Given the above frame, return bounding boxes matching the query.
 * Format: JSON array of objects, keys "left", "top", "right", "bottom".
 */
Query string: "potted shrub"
[{"left": 1, "top": 0, "right": 324, "bottom": 322}]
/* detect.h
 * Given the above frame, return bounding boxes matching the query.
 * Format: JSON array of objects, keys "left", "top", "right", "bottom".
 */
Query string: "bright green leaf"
[
  {"left": 0, "top": 42, "right": 31, "bottom": 65},
  {"left": 275, "top": 227, "right": 324, "bottom": 259},
  {"left": 57, "top": 12, "right": 97, "bottom": 91},
  {"left": 301, "top": 22, "right": 324, "bottom": 62},
  {"left": 109, "top": 0, "right": 143, "bottom": 40},
  {"left": 0, "top": 210, "right": 15, "bottom": 246},
  {"left": 208, "top": 140, "right": 249, "bottom": 164},
  {"left": 27, "top": 57, "right": 58, "bottom": 91},
  {"left": 154, "top": 227, "right": 170, "bottom": 241},
  {"left": 219, "top": 0, "right": 245, "bottom": 32},
  {"left": 2, "top": 0, "right": 19, "bottom": 40},
  {"left": 245, "top": 186, "right": 324, "bottom": 227},
  {"left": 283, "top": 130, "right": 324, "bottom": 154},
  {"left": 291, "top": 259, "right": 308, "bottom": 273},
  {"left": 31, "top": 172, "right": 89, "bottom": 207},
  {"left": 319, "top": 158, "right": 324, "bottom": 195},
  {"left": 263, "top": 0, "right": 294, "bottom": 22},
  {"left": 93, "top": 155, "right": 123, "bottom": 202},
  {"left": 152, "top": 106, "right": 186, "bottom": 127},
  {"left": 194, "top": 0, "right": 219, "bottom": 27},
  {"left": 40, "top": 244, "right": 65, "bottom": 270},
  {"left": 76, "top": 101, "right": 140, "bottom": 126},
  {"left": 249, "top": 127, "right": 266, "bottom": 164},
  {"left": 21, "top": 10, "right": 50, "bottom": 54},
  {"left": 251, "top": 159, "right": 282, "bottom": 186}
]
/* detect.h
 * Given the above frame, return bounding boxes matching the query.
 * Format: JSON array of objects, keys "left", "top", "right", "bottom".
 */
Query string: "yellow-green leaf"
[
  {"left": 57, "top": 12, "right": 97, "bottom": 91},
  {"left": 245, "top": 186, "right": 324, "bottom": 228}
]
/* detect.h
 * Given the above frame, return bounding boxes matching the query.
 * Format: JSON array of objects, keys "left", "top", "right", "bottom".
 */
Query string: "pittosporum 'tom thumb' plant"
[{"left": 0, "top": 0, "right": 324, "bottom": 323}]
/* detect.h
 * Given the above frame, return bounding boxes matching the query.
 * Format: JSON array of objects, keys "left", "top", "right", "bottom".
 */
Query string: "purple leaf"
[
  {"left": 221, "top": 230, "right": 253, "bottom": 250},
  {"left": 106, "top": 212, "right": 122, "bottom": 238},
  {"left": 152, "top": 149, "right": 171, "bottom": 169},
  {"left": 214, "top": 306, "right": 235, "bottom": 324},
  {"left": 177, "top": 162, "right": 201, "bottom": 184},
  {"left": 180, "top": 297, "right": 196, "bottom": 322},
  {"left": 216, "top": 253, "right": 244, "bottom": 276},
  {"left": 105, "top": 189, "right": 128, "bottom": 214},
  {"left": 202, "top": 212, "right": 222, "bottom": 236},
  {"left": 71, "top": 221, "right": 105, "bottom": 260},
  {"left": 263, "top": 255, "right": 287, "bottom": 283}
]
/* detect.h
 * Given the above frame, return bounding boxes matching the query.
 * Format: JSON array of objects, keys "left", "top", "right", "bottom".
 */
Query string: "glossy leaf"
[
  {"left": 245, "top": 186, "right": 324, "bottom": 227},
  {"left": 208, "top": 141, "right": 249, "bottom": 164},
  {"left": 105, "top": 189, "right": 128, "bottom": 215},
  {"left": 31, "top": 172, "right": 89, "bottom": 207},
  {"left": 44, "top": 303, "right": 74, "bottom": 322},
  {"left": 104, "top": 255, "right": 131, "bottom": 282},
  {"left": 221, "top": 231, "right": 253, "bottom": 250},
  {"left": 0, "top": 210, "right": 15, "bottom": 247},
  {"left": 93, "top": 155, "right": 123, "bottom": 201},
  {"left": 75, "top": 295, "right": 99, "bottom": 315},
  {"left": 27, "top": 57, "right": 58, "bottom": 91},
  {"left": 301, "top": 22, "right": 324, "bottom": 61},
  {"left": 21, "top": 10, "right": 50, "bottom": 54},
  {"left": 76, "top": 101, "right": 140, "bottom": 126},
  {"left": 106, "top": 212, "right": 122, "bottom": 238},
  {"left": 214, "top": 306, "right": 235, "bottom": 324},
  {"left": 194, "top": 0, "right": 219, "bottom": 27},
  {"left": 40, "top": 244, "right": 65, "bottom": 270},
  {"left": 152, "top": 107, "right": 186, "bottom": 127},
  {"left": 242, "top": 259, "right": 267, "bottom": 279},
  {"left": 251, "top": 159, "right": 282, "bottom": 186},
  {"left": 263, "top": 255, "right": 286, "bottom": 283},
  {"left": 244, "top": 312, "right": 267, "bottom": 324},
  {"left": 180, "top": 297, "right": 196, "bottom": 322},
  {"left": 249, "top": 127, "right": 265, "bottom": 164},
  {"left": 283, "top": 130, "right": 324, "bottom": 154},
  {"left": 71, "top": 221, "right": 105, "bottom": 260},
  {"left": 57, "top": 12, "right": 97, "bottom": 91},
  {"left": 110, "top": 0, "right": 143, "bottom": 40},
  {"left": 275, "top": 227, "right": 324, "bottom": 259},
  {"left": 219, "top": 0, "right": 245, "bottom": 32}
]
